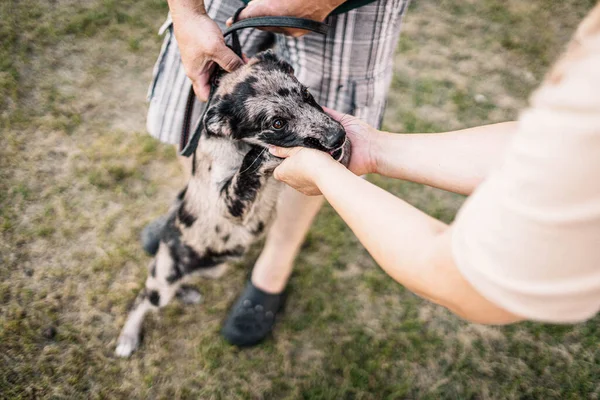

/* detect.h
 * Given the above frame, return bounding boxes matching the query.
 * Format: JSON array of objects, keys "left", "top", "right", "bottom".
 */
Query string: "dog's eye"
[
  {"left": 303, "top": 88, "right": 311, "bottom": 100},
  {"left": 272, "top": 119, "right": 286, "bottom": 130}
]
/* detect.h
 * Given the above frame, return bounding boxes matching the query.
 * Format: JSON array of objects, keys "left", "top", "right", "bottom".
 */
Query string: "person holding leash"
[
  {"left": 270, "top": 5, "right": 600, "bottom": 324},
  {"left": 144, "top": 0, "right": 409, "bottom": 345}
]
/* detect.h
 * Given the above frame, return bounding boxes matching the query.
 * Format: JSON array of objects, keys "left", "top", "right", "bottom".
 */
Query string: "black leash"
[{"left": 179, "top": 6, "right": 330, "bottom": 166}]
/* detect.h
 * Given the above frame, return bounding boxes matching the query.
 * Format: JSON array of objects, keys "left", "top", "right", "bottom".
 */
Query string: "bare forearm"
[
  {"left": 317, "top": 164, "right": 449, "bottom": 297},
  {"left": 315, "top": 162, "right": 520, "bottom": 324},
  {"left": 374, "top": 122, "right": 518, "bottom": 195}
]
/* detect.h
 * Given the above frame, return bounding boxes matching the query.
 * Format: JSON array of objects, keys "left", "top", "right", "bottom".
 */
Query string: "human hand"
[
  {"left": 226, "top": 0, "right": 345, "bottom": 37},
  {"left": 324, "top": 107, "right": 381, "bottom": 176},
  {"left": 171, "top": 8, "right": 244, "bottom": 101},
  {"left": 269, "top": 146, "right": 340, "bottom": 195}
]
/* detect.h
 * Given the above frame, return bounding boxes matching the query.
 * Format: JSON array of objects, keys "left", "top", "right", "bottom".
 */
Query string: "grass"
[{"left": 1, "top": 0, "right": 599, "bottom": 398}]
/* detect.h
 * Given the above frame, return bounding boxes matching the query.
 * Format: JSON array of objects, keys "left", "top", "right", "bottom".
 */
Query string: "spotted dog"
[{"left": 115, "top": 50, "right": 350, "bottom": 357}]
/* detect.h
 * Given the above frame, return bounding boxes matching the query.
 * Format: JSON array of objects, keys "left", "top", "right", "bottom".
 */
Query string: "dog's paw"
[
  {"left": 115, "top": 333, "right": 140, "bottom": 358},
  {"left": 176, "top": 286, "right": 204, "bottom": 305}
]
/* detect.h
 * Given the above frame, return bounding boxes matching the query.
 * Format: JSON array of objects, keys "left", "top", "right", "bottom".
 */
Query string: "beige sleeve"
[{"left": 451, "top": 6, "right": 600, "bottom": 323}]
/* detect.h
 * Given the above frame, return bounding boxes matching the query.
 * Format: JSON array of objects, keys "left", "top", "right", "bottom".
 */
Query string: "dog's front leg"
[
  {"left": 220, "top": 146, "right": 272, "bottom": 221},
  {"left": 115, "top": 243, "right": 185, "bottom": 358}
]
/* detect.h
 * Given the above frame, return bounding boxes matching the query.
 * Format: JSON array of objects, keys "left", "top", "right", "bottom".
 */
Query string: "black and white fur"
[{"left": 115, "top": 51, "right": 350, "bottom": 357}]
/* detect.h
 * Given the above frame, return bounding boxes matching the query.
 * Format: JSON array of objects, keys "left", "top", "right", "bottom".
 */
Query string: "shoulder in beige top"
[{"left": 452, "top": 5, "right": 600, "bottom": 323}]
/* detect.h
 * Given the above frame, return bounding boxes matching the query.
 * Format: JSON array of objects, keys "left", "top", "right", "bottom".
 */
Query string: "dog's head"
[{"left": 204, "top": 50, "right": 351, "bottom": 165}]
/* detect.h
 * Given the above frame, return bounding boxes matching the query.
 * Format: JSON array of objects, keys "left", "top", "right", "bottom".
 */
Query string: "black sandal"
[{"left": 221, "top": 281, "right": 286, "bottom": 347}]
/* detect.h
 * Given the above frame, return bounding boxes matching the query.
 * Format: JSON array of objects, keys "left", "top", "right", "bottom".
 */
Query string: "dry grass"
[{"left": 1, "top": 0, "right": 599, "bottom": 398}]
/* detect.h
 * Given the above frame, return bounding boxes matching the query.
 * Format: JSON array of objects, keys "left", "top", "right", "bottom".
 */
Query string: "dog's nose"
[{"left": 324, "top": 128, "right": 346, "bottom": 149}]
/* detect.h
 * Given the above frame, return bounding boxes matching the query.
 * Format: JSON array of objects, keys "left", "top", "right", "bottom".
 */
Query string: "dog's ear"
[
  {"left": 255, "top": 50, "right": 295, "bottom": 75},
  {"left": 277, "top": 59, "right": 295, "bottom": 76},
  {"left": 204, "top": 100, "right": 232, "bottom": 137}
]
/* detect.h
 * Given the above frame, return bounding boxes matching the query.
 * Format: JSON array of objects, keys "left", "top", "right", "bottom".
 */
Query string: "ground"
[{"left": 1, "top": 0, "right": 599, "bottom": 398}]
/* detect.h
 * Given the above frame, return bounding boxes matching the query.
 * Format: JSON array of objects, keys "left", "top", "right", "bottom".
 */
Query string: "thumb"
[
  {"left": 213, "top": 45, "right": 244, "bottom": 72},
  {"left": 269, "top": 146, "right": 300, "bottom": 158}
]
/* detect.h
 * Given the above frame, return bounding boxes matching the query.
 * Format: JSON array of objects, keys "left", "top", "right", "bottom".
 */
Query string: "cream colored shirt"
[{"left": 451, "top": 14, "right": 600, "bottom": 323}]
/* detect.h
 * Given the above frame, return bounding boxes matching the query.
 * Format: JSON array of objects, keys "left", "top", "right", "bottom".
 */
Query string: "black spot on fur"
[
  {"left": 234, "top": 78, "right": 257, "bottom": 98},
  {"left": 176, "top": 186, "right": 188, "bottom": 201},
  {"left": 251, "top": 221, "right": 265, "bottom": 236},
  {"left": 209, "top": 94, "right": 242, "bottom": 138},
  {"left": 161, "top": 217, "right": 185, "bottom": 283},
  {"left": 177, "top": 199, "right": 197, "bottom": 227},
  {"left": 150, "top": 261, "right": 156, "bottom": 278},
  {"left": 225, "top": 195, "right": 246, "bottom": 218},
  {"left": 207, "top": 78, "right": 257, "bottom": 139},
  {"left": 277, "top": 87, "right": 290, "bottom": 97},
  {"left": 161, "top": 216, "right": 245, "bottom": 283},
  {"left": 257, "top": 129, "right": 301, "bottom": 148},
  {"left": 255, "top": 50, "right": 279, "bottom": 64},
  {"left": 302, "top": 89, "right": 323, "bottom": 111},
  {"left": 222, "top": 234, "right": 230, "bottom": 243},
  {"left": 222, "top": 146, "right": 265, "bottom": 218},
  {"left": 166, "top": 264, "right": 183, "bottom": 284},
  {"left": 148, "top": 290, "right": 160, "bottom": 307},
  {"left": 255, "top": 51, "right": 294, "bottom": 75},
  {"left": 215, "top": 225, "right": 221, "bottom": 234}
]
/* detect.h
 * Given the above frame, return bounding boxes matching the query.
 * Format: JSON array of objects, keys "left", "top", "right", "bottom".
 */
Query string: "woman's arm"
[
  {"left": 270, "top": 3, "right": 600, "bottom": 325},
  {"left": 269, "top": 148, "right": 521, "bottom": 324},
  {"left": 327, "top": 108, "right": 517, "bottom": 196},
  {"left": 372, "top": 122, "right": 518, "bottom": 195}
]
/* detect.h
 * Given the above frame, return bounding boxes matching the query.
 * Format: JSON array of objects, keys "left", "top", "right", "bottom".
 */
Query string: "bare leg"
[
  {"left": 221, "top": 188, "right": 323, "bottom": 346},
  {"left": 251, "top": 186, "right": 324, "bottom": 294}
]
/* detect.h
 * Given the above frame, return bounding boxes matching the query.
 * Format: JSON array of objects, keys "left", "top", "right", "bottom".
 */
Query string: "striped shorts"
[{"left": 146, "top": 0, "right": 410, "bottom": 145}]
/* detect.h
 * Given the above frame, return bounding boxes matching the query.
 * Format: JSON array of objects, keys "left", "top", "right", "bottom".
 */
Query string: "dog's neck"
[{"left": 191, "top": 135, "right": 273, "bottom": 188}]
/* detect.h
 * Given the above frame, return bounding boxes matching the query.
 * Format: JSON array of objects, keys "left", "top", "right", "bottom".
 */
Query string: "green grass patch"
[{"left": 2, "top": 0, "right": 600, "bottom": 398}]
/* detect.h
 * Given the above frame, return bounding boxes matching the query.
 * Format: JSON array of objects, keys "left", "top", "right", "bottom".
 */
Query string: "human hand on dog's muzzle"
[
  {"left": 323, "top": 107, "right": 385, "bottom": 177},
  {"left": 269, "top": 146, "right": 345, "bottom": 196}
]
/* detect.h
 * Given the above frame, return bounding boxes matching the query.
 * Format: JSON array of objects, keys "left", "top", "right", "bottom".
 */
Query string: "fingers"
[
  {"left": 226, "top": 1, "right": 261, "bottom": 26},
  {"left": 193, "top": 82, "right": 210, "bottom": 102},
  {"left": 323, "top": 106, "right": 347, "bottom": 122},
  {"left": 236, "top": 0, "right": 265, "bottom": 21},
  {"left": 212, "top": 45, "right": 244, "bottom": 72},
  {"left": 226, "top": 1, "right": 309, "bottom": 37},
  {"left": 192, "top": 45, "right": 244, "bottom": 101},
  {"left": 193, "top": 65, "right": 215, "bottom": 102},
  {"left": 272, "top": 164, "right": 284, "bottom": 181}
]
